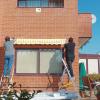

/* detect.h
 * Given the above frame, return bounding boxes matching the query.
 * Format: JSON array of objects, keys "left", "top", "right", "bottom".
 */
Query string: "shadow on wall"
[{"left": 47, "top": 50, "right": 62, "bottom": 91}]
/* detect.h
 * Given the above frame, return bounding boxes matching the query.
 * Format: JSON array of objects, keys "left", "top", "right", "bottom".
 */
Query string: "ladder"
[
  {"left": 59, "top": 58, "right": 81, "bottom": 100},
  {"left": 59, "top": 58, "right": 73, "bottom": 89},
  {"left": 0, "top": 65, "right": 15, "bottom": 91},
  {"left": 0, "top": 75, "right": 10, "bottom": 91},
  {"left": 61, "top": 58, "right": 72, "bottom": 82}
]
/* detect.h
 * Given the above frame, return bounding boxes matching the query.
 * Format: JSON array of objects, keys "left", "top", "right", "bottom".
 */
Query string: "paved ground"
[
  {"left": 81, "top": 98, "right": 97, "bottom": 100},
  {"left": 80, "top": 96, "right": 97, "bottom": 100}
]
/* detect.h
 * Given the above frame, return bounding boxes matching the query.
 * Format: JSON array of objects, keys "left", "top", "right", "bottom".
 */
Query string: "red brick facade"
[{"left": 0, "top": 0, "right": 92, "bottom": 91}]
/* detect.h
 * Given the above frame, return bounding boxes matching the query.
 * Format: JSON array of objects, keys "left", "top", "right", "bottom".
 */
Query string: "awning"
[{"left": 14, "top": 39, "right": 66, "bottom": 45}]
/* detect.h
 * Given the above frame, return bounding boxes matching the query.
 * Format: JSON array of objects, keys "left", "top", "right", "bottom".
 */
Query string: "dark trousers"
[{"left": 66, "top": 60, "right": 74, "bottom": 77}]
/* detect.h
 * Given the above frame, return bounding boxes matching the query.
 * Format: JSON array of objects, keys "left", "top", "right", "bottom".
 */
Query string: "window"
[
  {"left": 16, "top": 50, "right": 38, "bottom": 73},
  {"left": 49, "top": 0, "right": 64, "bottom": 7},
  {"left": 16, "top": 49, "right": 63, "bottom": 74},
  {"left": 18, "top": 0, "right": 64, "bottom": 8}
]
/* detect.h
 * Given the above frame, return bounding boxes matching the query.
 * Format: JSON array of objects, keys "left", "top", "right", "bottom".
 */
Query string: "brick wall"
[
  {"left": 0, "top": 0, "right": 78, "bottom": 38},
  {"left": 0, "top": 0, "right": 91, "bottom": 91},
  {"left": 0, "top": 47, "right": 4, "bottom": 76},
  {"left": 78, "top": 14, "right": 92, "bottom": 37}
]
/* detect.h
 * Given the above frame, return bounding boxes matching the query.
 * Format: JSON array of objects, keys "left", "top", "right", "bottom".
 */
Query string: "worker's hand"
[{"left": 10, "top": 37, "right": 16, "bottom": 42}]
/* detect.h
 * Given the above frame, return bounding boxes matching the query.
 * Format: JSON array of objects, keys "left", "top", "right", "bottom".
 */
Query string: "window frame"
[
  {"left": 15, "top": 45, "right": 62, "bottom": 76},
  {"left": 17, "top": 0, "right": 64, "bottom": 8}
]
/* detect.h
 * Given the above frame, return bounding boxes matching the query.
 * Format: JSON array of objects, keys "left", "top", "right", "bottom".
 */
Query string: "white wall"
[
  {"left": 79, "top": 58, "right": 99, "bottom": 74},
  {"left": 88, "top": 59, "right": 98, "bottom": 74}
]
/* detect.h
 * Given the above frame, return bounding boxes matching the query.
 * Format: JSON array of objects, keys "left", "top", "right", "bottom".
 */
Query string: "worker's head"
[
  {"left": 5, "top": 36, "right": 10, "bottom": 41},
  {"left": 68, "top": 37, "right": 73, "bottom": 43}
]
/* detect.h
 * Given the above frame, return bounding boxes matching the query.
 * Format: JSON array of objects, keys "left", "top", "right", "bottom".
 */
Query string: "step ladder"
[
  {"left": 0, "top": 66, "right": 15, "bottom": 92},
  {"left": 59, "top": 58, "right": 78, "bottom": 89},
  {"left": 61, "top": 59, "right": 72, "bottom": 81},
  {"left": 59, "top": 58, "right": 81, "bottom": 100},
  {"left": 59, "top": 58, "right": 73, "bottom": 89},
  {"left": 0, "top": 75, "right": 10, "bottom": 91}
]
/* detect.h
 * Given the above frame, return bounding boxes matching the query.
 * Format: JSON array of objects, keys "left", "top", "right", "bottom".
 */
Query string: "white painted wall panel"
[{"left": 88, "top": 59, "right": 98, "bottom": 74}]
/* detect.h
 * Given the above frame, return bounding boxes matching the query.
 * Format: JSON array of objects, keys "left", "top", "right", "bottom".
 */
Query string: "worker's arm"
[{"left": 10, "top": 37, "right": 16, "bottom": 43}]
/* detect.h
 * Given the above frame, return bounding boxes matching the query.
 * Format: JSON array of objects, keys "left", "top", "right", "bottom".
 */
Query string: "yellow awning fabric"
[{"left": 14, "top": 39, "right": 66, "bottom": 45}]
